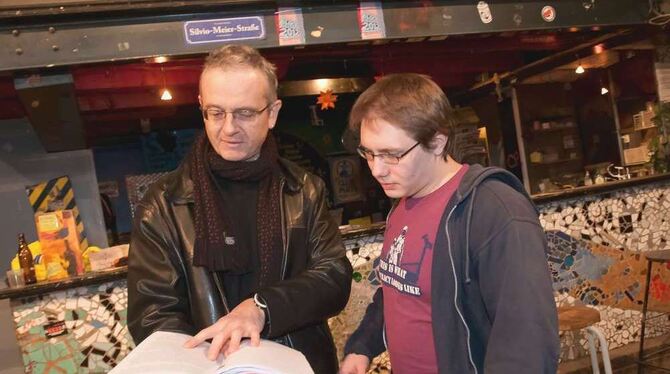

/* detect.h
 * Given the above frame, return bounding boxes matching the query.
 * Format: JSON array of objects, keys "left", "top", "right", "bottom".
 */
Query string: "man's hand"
[
  {"left": 339, "top": 353, "right": 370, "bottom": 374},
  {"left": 183, "top": 298, "right": 265, "bottom": 360}
]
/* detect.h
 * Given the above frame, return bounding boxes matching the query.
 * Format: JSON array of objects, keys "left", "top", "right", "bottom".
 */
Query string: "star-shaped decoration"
[{"left": 317, "top": 89, "right": 338, "bottom": 110}]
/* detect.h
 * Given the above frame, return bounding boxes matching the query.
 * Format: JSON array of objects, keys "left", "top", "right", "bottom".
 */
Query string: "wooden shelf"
[
  {"left": 635, "top": 124, "right": 657, "bottom": 131},
  {"left": 529, "top": 126, "right": 578, "bottom": 133},
  {"left": 615, "top": 95, "right": 657, "bottom": 102},
  {"left": 530, "top": 158, "right": 582, "bottom": 166}
]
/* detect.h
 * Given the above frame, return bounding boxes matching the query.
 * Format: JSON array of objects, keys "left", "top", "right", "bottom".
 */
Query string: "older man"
[{"left": 127, "top": 44, "right": 352, "bottom": 374}]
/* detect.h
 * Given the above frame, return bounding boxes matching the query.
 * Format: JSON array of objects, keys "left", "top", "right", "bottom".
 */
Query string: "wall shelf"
[{"left": 530, "top": 158, "right": 582, "bottom": 166}]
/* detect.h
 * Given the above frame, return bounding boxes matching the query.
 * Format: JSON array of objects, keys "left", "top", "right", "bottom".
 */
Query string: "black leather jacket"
[{"left": 127, "top": 159, "right": 352, "bottom": 374}]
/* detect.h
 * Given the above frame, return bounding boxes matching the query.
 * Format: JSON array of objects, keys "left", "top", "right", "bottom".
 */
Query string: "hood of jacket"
[{"left": 452, "top": 164, "right": 535, "bottom": 284}]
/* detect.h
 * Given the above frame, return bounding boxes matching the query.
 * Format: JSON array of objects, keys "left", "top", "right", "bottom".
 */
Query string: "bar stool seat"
[{"left": 558, "top": 306, "right": 612, "bottom": 374}]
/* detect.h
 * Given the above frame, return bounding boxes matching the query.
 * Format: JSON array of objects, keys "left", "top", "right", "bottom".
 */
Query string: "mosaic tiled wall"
[
  {"left": 10, "top": 280, "right": 134, "bottom": 373},
  {"left": 539, "top": 180, "right": 670, "bottom": 359},
  {"left": 333, "top": 234, "right": 389, "bottom": 374},
  {"left": 538, "top": 183, "right": 670, "bottom": 252}
]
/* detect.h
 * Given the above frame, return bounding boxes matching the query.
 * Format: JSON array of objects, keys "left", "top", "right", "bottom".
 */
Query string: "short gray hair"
[{"left": 202, "top": 44, "right": 278, "bottom": 101}]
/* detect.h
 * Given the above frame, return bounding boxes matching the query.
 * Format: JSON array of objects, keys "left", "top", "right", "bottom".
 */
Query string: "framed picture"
[{"left": 328, "top": 156, "right": 364, "bottom": 205}]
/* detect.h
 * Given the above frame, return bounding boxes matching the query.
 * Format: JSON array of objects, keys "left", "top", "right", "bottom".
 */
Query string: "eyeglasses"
[
  {"left": 356, "top": 141, "right": 421, "bottom": 165},
  {"left": 201, "top": 103, "right": 272, "bottom": 124}
]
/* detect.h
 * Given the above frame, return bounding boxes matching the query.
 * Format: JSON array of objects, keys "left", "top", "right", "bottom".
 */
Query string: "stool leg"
[
  {"left": 586, "top": 329, "right": 601, "bottom": 374},
  {"left": 638, "top": 260, "right": 653, "bottom": 374},
  {"left": 586, "top": 326, "right": 612, "bottom": 374}
]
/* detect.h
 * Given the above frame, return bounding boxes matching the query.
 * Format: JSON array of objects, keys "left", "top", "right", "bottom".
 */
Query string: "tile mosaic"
[
  {"left": 10, "top": 280, "right": 133, "bottom": 373},
  {"left": 540, "top": 180, "right": 670, "bottom": 361}
]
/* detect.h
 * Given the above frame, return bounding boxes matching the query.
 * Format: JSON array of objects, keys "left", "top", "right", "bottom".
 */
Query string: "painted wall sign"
[
  {"left": 329, "top": 156, "right": 364, "bottom": 205},
  {"left": 183, "top": 16, "right": 265, "bottom": 45}
]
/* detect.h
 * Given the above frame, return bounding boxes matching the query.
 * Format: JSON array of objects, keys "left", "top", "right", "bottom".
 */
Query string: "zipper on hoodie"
[
  {"left": 444, "top": 203, "right": 478, "bottom": 374},
  {"left": 379, "top": 204, "right": 397, "bottom": 351}
]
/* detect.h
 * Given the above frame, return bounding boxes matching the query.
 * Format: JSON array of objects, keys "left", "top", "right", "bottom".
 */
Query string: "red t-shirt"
[{"left": 380, "top": 165, "right": 468, "bottom": 373}]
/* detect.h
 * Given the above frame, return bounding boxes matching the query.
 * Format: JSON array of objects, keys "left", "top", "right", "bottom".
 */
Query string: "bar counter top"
[
  {"left": 531, "top": 172, "right": 670, "bottom": 204},
  {"left": 0, "top": 266, "right": 127, "bottom": 300}
]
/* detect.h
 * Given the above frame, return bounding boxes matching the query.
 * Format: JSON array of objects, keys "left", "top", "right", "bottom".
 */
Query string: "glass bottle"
[{"left": 17, "top": 233, "right": 37, "bottom": 285}]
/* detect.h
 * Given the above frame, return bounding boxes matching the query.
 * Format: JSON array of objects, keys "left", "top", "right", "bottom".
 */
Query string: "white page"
[
  {"left": 110, "top": 331, "right": 221, "bottom": 374},
  {"left": 111, "top": 331, "right": 313, "bottom": 374},
  {"left": 217, "top": 339, "right": 313, "bottom": 374}
]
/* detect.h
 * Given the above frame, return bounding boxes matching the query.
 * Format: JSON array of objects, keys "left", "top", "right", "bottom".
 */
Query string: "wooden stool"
[{"left": 558, "top": 306, "right": 612, "bottom": 374}]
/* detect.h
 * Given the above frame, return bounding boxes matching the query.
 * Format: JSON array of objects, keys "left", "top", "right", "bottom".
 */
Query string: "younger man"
[{"left": 340, "top": 74, "right": 559, "bottom": 374}]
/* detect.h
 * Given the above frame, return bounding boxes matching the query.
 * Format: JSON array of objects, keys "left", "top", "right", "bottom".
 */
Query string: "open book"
[{"left": 110, "top": 331, "right": 314, "bottom": 374}]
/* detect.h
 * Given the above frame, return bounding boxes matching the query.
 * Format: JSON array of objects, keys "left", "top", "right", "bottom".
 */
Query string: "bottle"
[
  {"left": 17, "top": 233, "right": 37, "bottom": 285},
  {"left": 584, "top": 171, "right": 593, "bottom": 186}
]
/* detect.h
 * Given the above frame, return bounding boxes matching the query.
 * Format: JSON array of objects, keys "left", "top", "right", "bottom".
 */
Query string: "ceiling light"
[
  {"left": 314, "top": 78, "right": 330, "bottom": 91},
  {"left": 575, "top": 64, "right": 585, "bottom": 74},
  {"left": 593, "top": 44, "right": 605, "bottom": 54},
  {"left": 600, "top": 74, "right": 609, "bottom": 95},
  {"left": 160, "top": 88, "right": 172, "bottom": 101},
  {"left": 159, "top": 66, "right": 172, "bottom": 101},
  {"left": 153, "top": 56, "right": 169, "bottom": 64}
]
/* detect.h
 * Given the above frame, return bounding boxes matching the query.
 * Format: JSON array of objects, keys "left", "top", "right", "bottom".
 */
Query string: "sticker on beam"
[
  {"left": 358, "top": 1, "right": 386, "bottom": 40},
  {"left": 276, "top": 7, "right": 306, "bottom": 46},
  {"left": 477, "top": 1, "right": 493, "bottom": 24},
  {"left": 541, "top": 5, "right": 556, "bottom": 22}
]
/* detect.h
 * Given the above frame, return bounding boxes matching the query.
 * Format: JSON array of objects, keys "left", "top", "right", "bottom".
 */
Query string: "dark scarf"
[{"left": 190, "top": 133, "right": 283, "bottom": 287}]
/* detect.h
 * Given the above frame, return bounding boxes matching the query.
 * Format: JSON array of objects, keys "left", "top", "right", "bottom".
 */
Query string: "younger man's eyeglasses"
[
  {"left": 201, "top": 103, "right": 272, "bottom": 124},
  {"left": 356, "top": 141, "right": 421, "bottom": 165}
]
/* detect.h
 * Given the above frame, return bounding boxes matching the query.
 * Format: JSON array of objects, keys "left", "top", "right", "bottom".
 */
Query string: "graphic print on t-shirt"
[{"left": 378, "top": 225, "right": 433, "bottom": 297}]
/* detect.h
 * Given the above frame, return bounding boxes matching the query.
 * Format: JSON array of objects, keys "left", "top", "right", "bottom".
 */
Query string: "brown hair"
[
  {"left": 349, "top": 73, "right": 456, "bottom": 159},
  {"left": 201, "top": 44, "right": 278, "bottom": 101}
]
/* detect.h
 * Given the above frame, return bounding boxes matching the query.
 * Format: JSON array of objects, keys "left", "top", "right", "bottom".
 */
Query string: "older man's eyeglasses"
[
  {"left": 201, "top": 103, "right": 272, "bottom": 124},
  {"left": 356, "top": 141, "right": 421, "bottom": 165}
]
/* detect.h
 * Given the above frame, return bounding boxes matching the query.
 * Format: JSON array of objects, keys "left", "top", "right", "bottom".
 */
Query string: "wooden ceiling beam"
[{"left": 77, "top": 87, "right": 198, "bottom": 111}]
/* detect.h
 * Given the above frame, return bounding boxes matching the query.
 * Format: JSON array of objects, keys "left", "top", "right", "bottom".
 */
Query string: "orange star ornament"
[{"left": 317, "top": 89, "right": 338, "bottom": 110}]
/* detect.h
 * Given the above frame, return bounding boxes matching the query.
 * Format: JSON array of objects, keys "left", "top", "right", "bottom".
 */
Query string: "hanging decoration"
[{"left": 317, "top": 89, "right": 337, "bottom": 110}]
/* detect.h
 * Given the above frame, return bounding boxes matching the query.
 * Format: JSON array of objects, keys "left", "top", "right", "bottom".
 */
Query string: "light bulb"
[
  {"left": 575, "top": 65, "right": 585, "bottom": 74},
  {"left": 160, "top": 88, "right": 173, "bottom": 101},
  {"left": 601, "top": 87, "right": 609, "bottom": 95}
]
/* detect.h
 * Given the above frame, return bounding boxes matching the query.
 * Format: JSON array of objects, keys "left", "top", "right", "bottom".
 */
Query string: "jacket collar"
[{"left": 166, "top": 158, "right": 304, "bottom": 204}]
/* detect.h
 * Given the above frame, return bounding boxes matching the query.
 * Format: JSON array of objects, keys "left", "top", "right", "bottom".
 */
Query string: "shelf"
[
  {"left": 529, "top": 126, "right": 578, "bottom": 133},
  {"left": 615, "top": 95, "right": 657, "bottom": 102},
  {"left": 530, "top": 158, "right": 582, "bottom": 166}
]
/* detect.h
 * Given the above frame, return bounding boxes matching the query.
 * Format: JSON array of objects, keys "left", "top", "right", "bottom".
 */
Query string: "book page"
[
  {"left": 217, "top": 339, "right": 314, "bottom": 374},
  {"left": 110, "top": 331, "right": 221, "bottom": 373},
  {"left": 110, "top": 331, "right": 314, "bottom": 374}
]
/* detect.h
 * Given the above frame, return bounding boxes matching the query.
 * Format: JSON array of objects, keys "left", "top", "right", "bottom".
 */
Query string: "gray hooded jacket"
[{"left": 345, "top": 165, "right": 560, "bottom": 373}]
